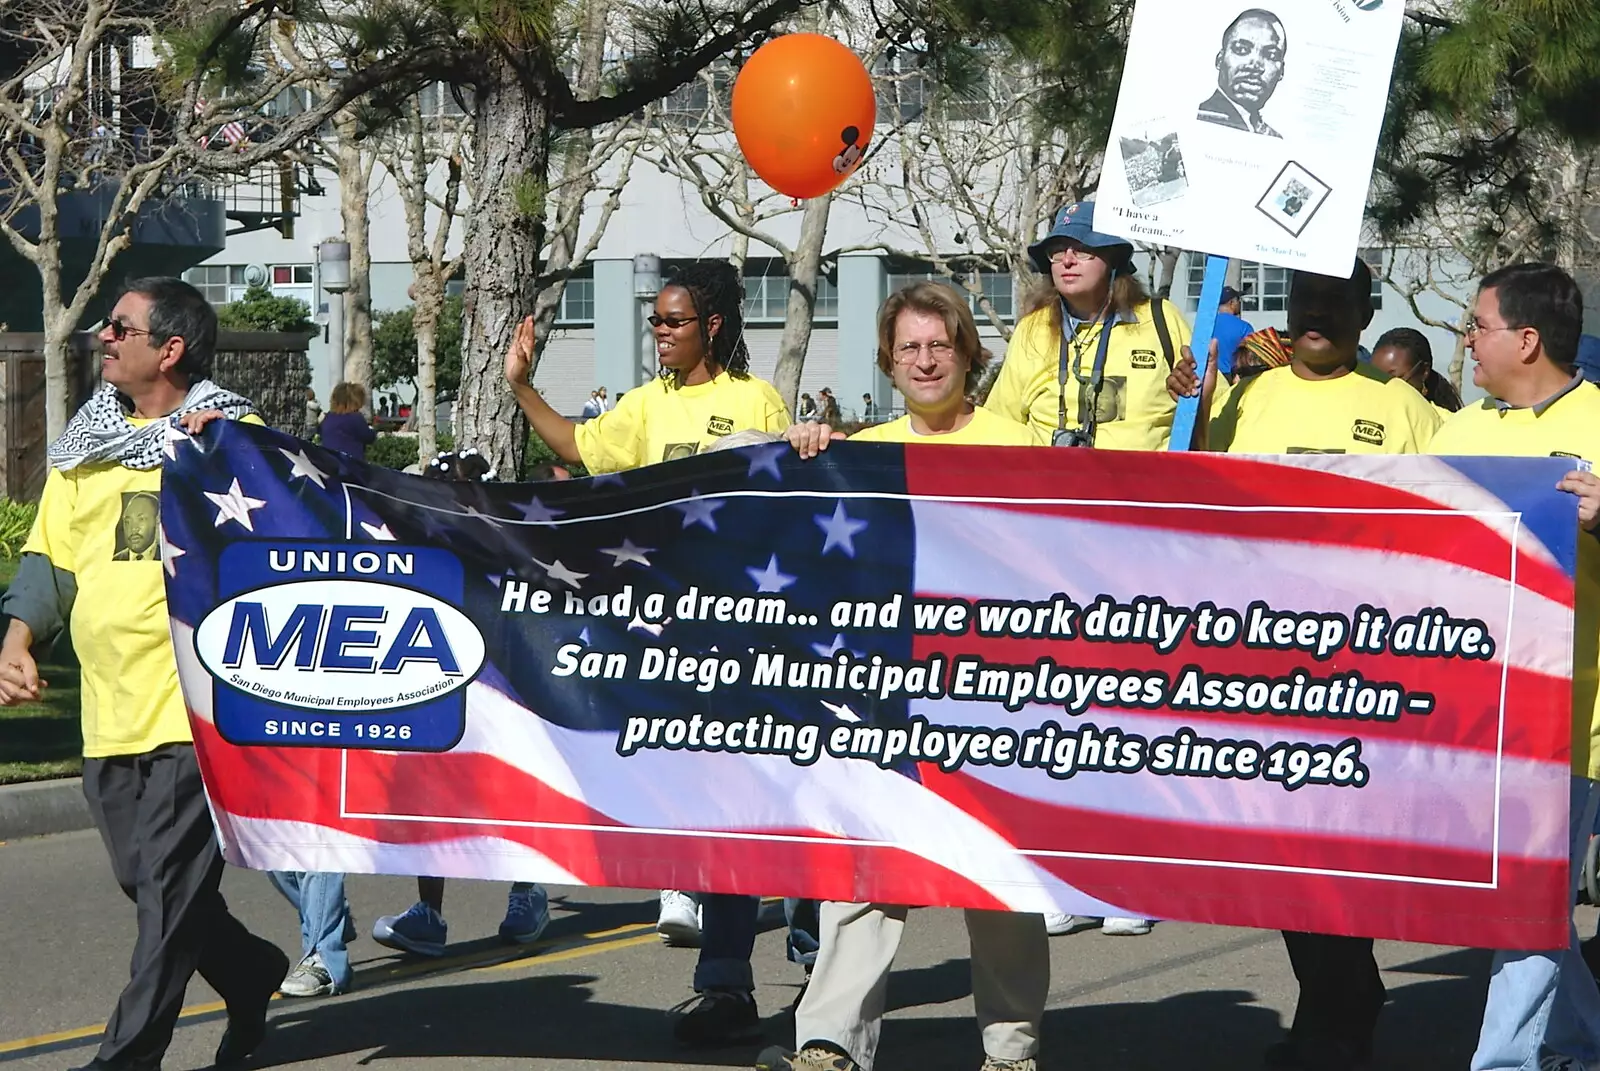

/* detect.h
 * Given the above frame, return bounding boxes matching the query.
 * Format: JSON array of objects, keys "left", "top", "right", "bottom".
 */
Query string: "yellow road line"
[{"left": 0, "top": 921, "right": 664, "bottom": 1058}]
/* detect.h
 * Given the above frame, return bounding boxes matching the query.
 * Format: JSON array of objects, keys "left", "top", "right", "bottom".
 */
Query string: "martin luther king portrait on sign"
[{"left": 1197, "top": 9, "right": 1286, "bottom": 138}]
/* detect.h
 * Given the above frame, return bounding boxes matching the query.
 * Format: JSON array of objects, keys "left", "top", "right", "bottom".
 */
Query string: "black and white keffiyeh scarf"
[{"left": 47, "top": 380, "right": 257, "bottom": 471}]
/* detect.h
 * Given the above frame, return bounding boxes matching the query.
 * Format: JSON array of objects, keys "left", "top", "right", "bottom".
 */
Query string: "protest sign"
[
  {"left": 167, "top": 423, "right": 1577, "bottom": 949},
  {"left": 1095, "top": 0, "right": 1406, "bottom": 276}
]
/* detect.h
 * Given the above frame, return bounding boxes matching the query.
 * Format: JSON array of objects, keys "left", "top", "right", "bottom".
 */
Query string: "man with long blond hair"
[{"left": 764, "top": 282, "right": 1045, "bottom": 1071}]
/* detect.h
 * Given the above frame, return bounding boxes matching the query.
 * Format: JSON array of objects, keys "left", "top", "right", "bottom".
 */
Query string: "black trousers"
[
  {"left": 1281, "top": 931, "right": 1387, "bottom": 1060},
  {"left": 83, "top": 744, "right": 279, "bottom": 1066}
]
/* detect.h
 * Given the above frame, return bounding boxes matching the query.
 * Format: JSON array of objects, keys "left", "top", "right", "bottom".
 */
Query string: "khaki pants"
[{"left": 794, "top": 901, "right": 1049, "bottom": 1069}]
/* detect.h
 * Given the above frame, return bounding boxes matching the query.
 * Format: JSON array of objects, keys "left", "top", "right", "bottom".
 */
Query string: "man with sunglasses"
[
  {"left": 0, "top": 279, "right": 283, "bottom": 1071},
  {"left": 1429, "top": 263, "right": 1600, "bottom": 1071}
]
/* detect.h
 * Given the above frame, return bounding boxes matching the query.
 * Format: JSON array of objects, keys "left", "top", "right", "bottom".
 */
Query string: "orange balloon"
[{"left": 730, "top": 34, "right": 876, "bottom": 200}]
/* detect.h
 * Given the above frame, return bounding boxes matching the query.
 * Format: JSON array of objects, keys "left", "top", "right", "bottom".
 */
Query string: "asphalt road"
[{"left": 0, "top": 828, "right": 1564, "bottom": 1070}]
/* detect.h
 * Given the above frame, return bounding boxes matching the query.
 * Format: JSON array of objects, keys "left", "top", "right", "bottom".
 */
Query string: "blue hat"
[
  {"left": 1028, "top": 201, "right": 1135, "bottom": 274},
  {"left": 1577, "top": 334, "right": 1600, "bottom": 382}
]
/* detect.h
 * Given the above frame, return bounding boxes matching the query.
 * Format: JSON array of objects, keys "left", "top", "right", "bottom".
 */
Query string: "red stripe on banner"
[
  {"left": 193, "top": 718, "right": 1567, "bottom": 948},
  {"left": 195, "top": 720, "right": 1009, "bottom": 910},
  {"left": 901, "top": 447, "right": 1574, "bottom": 607},
  {"left": 909, "top": 629, "right": 1573, "bottom": 762}
]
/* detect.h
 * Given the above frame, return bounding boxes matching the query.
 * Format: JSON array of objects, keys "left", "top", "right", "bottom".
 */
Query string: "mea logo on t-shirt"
[
  {"left": 1351, "top": 419, "right": 1386, "bottom": 447},
  {"left": 706, "top": 415, "right": 735, "bottom": 437},
  {"left": 1130, "top": 349, "right": 1159, "bottom": 370}
]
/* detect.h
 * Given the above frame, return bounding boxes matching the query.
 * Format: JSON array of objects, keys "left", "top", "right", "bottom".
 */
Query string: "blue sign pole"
[{"left": 1167, "top": 253, "right": 1230, "bottom": 452}]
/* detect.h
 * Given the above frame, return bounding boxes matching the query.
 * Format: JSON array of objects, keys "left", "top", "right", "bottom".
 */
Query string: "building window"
[
  {"left": 886, "top": 267, "right": 1015, "bottom": 323},
  {"left": 1359, "top": 247, "right": 1385, "bottom": 311},
  {"left": 273, "top": 265, "right": 313, "bottom": 285},
  {"left": 1185, "top": 260, "right": 1288, "bottom": 314},
  {"left": 1185, "top": 254, "right": 1384, "bottom": 314},
  {"left": 420, "top": 82, "right": 465, "bottom": 118},
  {"left": 555, "top": 276, "right": 595, "bottom": 325},
  {"left": 743, "top": 266, "right": 838, "bottom": 322},
  {"left": 184, "top": 265, "right": 232, "bottom": 305}
]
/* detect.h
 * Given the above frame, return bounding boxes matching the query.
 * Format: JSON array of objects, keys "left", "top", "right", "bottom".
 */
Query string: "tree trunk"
[
  {"left": 39, "top": 253, "right": 73, "bottom": 442},
  {"left": 413, "top": 277, "right": 442, "bottom": 465},
  {"left": 335, "top": 113, "right": 374, "bottom": 406},
  {"left": 1446, "top": 330, "right": 1468, "bottom": 392},
  {"left": 772, "top": 193, "right": 831, "bottom": 415},
  {"left": 1155, "top": 248, "right": 1182, "bottom": 300},
  {"left": 456, "top": 62, "right": 550, "bottom": 474}
]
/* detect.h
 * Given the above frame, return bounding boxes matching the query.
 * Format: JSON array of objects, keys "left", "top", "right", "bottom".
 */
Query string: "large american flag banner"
[{"left": 164, "top": 421, "right": 1579, "bottom": 949}]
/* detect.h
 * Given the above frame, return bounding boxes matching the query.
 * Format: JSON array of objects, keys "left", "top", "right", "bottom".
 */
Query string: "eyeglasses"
[
  {"left": 1464, "top": 316, "right": 1523, "bottom": 339},
  {"left": 893, "top": 340, "right": 957, "bottom": 363},
  {"left": 1048, "top": 246, "right": 1101, "bottom": 265},
  {"left": 647, "top": 315, "right": 699, "bottom": 329},
  {"left": 103, "top": 317, "right": 154, "bottom": 342}
]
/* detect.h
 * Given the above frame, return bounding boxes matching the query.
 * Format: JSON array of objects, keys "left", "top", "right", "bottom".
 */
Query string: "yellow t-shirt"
[
  {"left": 1211, "top": 362, "right": 1442, "bottom": 454},
  {"left": 23, "top": 414, "right": 264, "bottom": 757},
  {"left": 982, "top": 300, "right": 1193, "bottom": 450},
  {"left": 849, "top": 407, "right": 1036, "bottom": 446},
  {"left": 574, "top": 373, "right": 791, "bottom": 473},
  {"left": 1430, "top": 380, "right": 1600, "bottom": 779}
]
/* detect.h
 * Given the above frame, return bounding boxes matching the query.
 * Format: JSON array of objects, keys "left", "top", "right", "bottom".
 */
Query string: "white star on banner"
[
  {"left": 600, "top": 539, "right": 655, "bottom": 568},
  {"left": 580, "top": 627, "right": 592, "bottom": 644},
  {"left": 628, "top": 610, "right": 666, "bottom": 637},
  {"left": 533, "top": 557, "right": 588, "bottom": 590},
  {"left": 162, "top": 422, "right": 191, "bottom": 460},
  {"left": 513, "top": 497, "right": 565, "bottom": 524},
  {"left": 811, "top": 633, "right": 849, "bottom": 658},
  {"left": 487, "top": 574, "right": 504, "bottom": 589},
  {"left": 672, "top": 492, "right": 726, "bottom": 532},
  {"left": 159, "top": 524, "right": 186, "bottom": 578},
  {"left": 746, "top": 553, "right": 797, "bottom": 593},
  {"left": 279, "top": 447, "right": 329, "bottom": 489},
  {"left": 205, "top": 478, "right": 267, "bottom": 531},
  {"left": 360, "top": 521, "right": 396, "bottom": 541},
  {"left": 821, "top": 700, "right": 861, "bottom": 723},
  {"left": 815, "top": 502, "right": 869, "bottom": 557},
  {"left": 746, "top": 443, "right": 787, "bottom": 481}
]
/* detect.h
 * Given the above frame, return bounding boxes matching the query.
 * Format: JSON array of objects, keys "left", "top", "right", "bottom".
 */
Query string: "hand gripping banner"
[{"left": 164, "top": 422, "right": 1579, "bottom": 949}]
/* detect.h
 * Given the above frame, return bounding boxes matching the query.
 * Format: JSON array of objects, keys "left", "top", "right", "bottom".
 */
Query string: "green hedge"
[{"left": 0, "top": 499, "right": 37, "bottom": 559}]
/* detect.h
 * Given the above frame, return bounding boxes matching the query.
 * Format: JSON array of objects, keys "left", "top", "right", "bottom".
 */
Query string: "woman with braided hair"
[
  {"left": 505, "top": 260, "right": 788, "bottom": 471},
  {"left": 504, "top": 260, "right": 793, "bottom": 1046}
]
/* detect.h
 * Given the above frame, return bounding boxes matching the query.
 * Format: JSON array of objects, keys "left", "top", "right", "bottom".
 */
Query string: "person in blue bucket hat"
[{"left": 985, "top": 201, "right": 1193, "bottom": 450}]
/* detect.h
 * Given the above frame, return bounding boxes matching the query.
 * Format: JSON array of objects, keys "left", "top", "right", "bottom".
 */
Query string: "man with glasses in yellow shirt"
[
  {"left": 1428, "top": 262, "right": 1600, "bottom": 1071},
  {"left": 765, "top": 282, "right": 1045, "bottom": 1071},
  {"left": 0, "top": 279, "right": 281, "bottom": 1071}
]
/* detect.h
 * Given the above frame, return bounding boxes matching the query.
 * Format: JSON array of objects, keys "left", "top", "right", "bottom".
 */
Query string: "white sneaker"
[
  {"left": 657, "top": 890, "right": 701, "bottom": 947},
  {"left": 1043, "top": 912, "right": 1099, "bottom": 936},
  {"left": 1101, "top": 916, "right": 1154, "bottom": 936}
]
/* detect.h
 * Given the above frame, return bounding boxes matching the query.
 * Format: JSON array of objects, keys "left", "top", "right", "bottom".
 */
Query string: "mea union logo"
[{"left": 194, "top": 577, "right": 486, "bottom": 712}]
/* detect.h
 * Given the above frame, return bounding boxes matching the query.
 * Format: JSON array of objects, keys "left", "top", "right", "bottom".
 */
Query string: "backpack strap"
[{"left": 1151, "top": 298, "right": 1177, "bottom": 369}]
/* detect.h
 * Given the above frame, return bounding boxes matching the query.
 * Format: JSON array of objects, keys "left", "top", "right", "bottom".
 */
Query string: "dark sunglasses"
[
  {"left": 647, "top": 315, "right": 699, "bottom": 329},
  {"left": 103, "top": 317, "right": 155, "bottom": 342}
]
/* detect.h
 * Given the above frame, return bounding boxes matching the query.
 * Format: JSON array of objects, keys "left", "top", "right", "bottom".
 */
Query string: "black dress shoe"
[{"left": 213, "top": 942, "right": 291, "bottom": 1068}]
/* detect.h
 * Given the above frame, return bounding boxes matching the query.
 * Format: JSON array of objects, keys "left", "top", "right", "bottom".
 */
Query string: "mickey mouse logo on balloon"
[
  {"left": 731, "top": 34, "right": 877, "bottom": 200},
  {"left": 832, "top": 127, "right": 865, "bottom": 176}
]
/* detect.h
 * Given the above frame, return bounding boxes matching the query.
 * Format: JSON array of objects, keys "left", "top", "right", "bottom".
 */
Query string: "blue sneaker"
[
  {"left": 498, "top": 885, "right": 551, "bottom": 944},
  {"left": 372, "top": 901, "right": 447, "bottom": 957}
]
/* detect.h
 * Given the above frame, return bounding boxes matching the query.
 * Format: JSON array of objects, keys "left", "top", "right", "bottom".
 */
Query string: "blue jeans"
[
  {"left": 268, "top": 871, "right": 354, "bottom": 990},
  {"left": 693, "top": 895, "right": 821, "bottom": 992},
  {"left": 1472, "top": 777, "right": 1600, "bottom": 1070}
]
